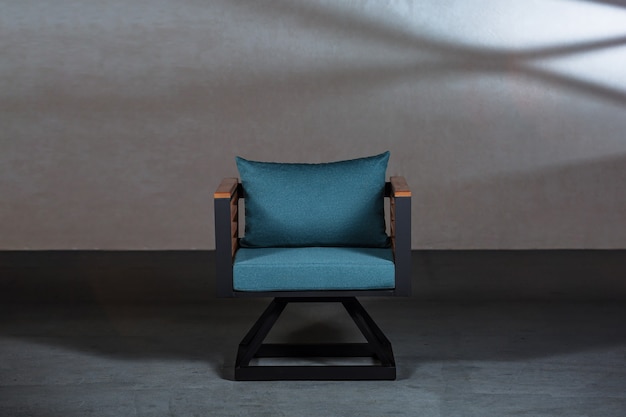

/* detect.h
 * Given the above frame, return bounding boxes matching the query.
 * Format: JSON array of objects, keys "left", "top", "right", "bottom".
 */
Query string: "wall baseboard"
[{"left": 1, "top": 250, "right": 624, "bottom": 303}]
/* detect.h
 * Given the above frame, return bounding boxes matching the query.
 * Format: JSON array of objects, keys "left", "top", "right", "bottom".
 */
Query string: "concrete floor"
[{"left": 1, "top": 251, "right": 626, "bottom": 416}]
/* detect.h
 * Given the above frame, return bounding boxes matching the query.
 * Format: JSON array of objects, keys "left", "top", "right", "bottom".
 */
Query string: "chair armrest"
[
  {"left": 390, "top": 176, "right": 411, "bottom": 197},
  {"left": 389, "top": 176, "right": 411, "bottom": 296},
  {"left": 214, "top": 178, "right": 240, "bottom": 297},
  {"left": 214, "top": 177, "right": 239, "bottom": 199}
]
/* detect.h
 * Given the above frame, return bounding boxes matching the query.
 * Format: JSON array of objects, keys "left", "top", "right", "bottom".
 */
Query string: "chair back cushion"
[{"left": 236, "top": 152, "right": 390, "bottom": 248}]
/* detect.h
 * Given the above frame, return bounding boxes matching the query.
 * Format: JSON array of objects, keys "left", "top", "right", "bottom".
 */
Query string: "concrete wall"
[{"left": 2, "top": 0, "right": 625, "bottom": 249}]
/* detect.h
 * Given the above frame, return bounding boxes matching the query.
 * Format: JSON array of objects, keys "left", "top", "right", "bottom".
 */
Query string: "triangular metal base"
[{"left": 234, "top": 297, "right": 396, "bottom": 381}]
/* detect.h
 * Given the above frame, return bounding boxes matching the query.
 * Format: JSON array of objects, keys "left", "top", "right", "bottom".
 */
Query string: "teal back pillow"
[{"left": 236, "top": 152, "right": 390, "bottom": 248}]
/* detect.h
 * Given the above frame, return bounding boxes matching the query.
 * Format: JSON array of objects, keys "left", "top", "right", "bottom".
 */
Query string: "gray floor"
[{"left": 1, "top": 251, "right": 626, "bottom": 416}]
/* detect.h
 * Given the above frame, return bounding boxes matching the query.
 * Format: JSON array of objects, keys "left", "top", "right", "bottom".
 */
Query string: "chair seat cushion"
[{"left": 233, "top": 247, "right": 395, "bottom": 292}]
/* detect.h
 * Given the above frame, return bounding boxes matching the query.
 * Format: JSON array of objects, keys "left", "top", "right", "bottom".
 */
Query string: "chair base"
[{"left": 234, "top": 297, "right": 396, "bottom": 381}]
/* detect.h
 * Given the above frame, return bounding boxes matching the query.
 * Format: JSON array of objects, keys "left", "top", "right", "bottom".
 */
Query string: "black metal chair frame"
[{"left": 214, "top": 177, "right": 411, "bottom": 381}]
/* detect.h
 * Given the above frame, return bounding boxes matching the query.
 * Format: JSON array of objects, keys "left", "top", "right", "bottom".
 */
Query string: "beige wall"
[{"left": 1, "top": 0, "right": 625, "bottom": 249}]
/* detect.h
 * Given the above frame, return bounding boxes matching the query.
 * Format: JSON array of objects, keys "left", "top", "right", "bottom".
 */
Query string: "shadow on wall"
[
  {"left": 587, "top": 0, "right": 626, "bottom": 7},
  {"left": 214, "top": 0, "right": 626, "bottom": 109},
  {"left": 16, "top": 0, "right": 624, "bottom": 116},
  {"left": 416, "top": 154, "right": 626, "bottom": 248},
  {"left": 3, "top": 0, "right": 626, "bottom": 250}
]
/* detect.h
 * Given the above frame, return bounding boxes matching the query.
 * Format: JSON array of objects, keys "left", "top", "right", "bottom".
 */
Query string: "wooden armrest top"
[
  {"left": 214, "top": 177, "right": 239, "bottom": 199},
  {"left": 390, "top": 176, "right": 411, "bottom": 197}
]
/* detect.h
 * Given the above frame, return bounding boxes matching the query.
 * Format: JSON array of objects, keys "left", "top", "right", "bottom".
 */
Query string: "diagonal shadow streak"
[
  {"left": 522, "top": 65, "right": 626, "bottom": 105},
  {"left": 228, "top": 0, "right": 626, "bottom": 105},
  {"left": 234, "top": 0, "right": 626, "bottom": 60},
  {"left": 583, "top": 0, "right": 626, "bottom": 8},
  {"left": 6, "top": 0, "right": 624, "bottom": 114}
]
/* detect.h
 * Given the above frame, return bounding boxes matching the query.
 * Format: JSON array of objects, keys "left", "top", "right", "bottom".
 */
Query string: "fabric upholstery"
[
  {"left": 233, "top": 247, "right": 395, "bottom": 291},
  {"left": 235, "top": 152, "right": 390, "bottom": 248}
]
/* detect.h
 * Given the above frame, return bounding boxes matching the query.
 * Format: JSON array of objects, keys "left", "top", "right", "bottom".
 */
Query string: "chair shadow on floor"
[{"left": 2, "top": 297, "right": 626, "bottom": 382}]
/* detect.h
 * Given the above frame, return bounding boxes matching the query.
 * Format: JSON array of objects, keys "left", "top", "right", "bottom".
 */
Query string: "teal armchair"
[{"left": 214, "top": 152, "right": 411, "bottom": 380}]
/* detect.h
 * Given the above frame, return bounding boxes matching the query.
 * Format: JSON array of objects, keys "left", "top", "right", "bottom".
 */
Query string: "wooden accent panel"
[
  {"left": 390, "top": 176, "right": 411, "bottom": 197},
  {"left": 388, "top": 177, "right": 410, "bottom": 253},
  {"left": 230, "top": 193, "right": 239, "bottom": 258},
  {"left": 390, "top": 195, "right": 396, "bottom": 253},
  {"left": 214, "top": 177, "right": 239, "bottom": 199},
  {"left": 214, "top": 178, "right": 240, "bottom": 258}
]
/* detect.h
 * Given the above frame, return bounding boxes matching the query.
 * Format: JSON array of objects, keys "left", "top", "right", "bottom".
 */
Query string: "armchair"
[{"left": 214, "top": 152, "right": 411, "bottom": 380}]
